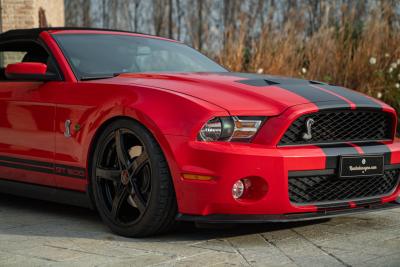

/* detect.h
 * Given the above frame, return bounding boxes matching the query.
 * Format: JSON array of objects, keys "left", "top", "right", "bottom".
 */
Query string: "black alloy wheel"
[{"left": 91, "top": 119, "right": 177, "bottom": 237}]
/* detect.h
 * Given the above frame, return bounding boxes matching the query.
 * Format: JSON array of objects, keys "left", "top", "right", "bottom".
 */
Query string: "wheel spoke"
[
  {"left": 128, "top": 149, "right": 149, "bottom": 176},
  {"left": 115, "top": 129, "right": 130, "bottom": 169},
  {"left": 128, "top": 181, "right": 147, "bottom": 213},
  {"left": 111, "top": 185, "right": 129, "bottom": 220},
  {"left": 96, "top": 167, "right": 120, "bottom": 182},
  {"left": 131, "top": 193, "right": 146, "bottom": 213},
  {"left": 96, "top": 128, "right": 154, "bottom": 225}
]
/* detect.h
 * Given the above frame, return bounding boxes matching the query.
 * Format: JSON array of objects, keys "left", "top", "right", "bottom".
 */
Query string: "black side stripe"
[
  {"left": 0, "top": 156, "right": 86, "bottom": 179},
  {"left": 317, "top": 143, "right": 360, "bottom": 169},
  {"left": 0, "top": 160, "right": 53, "bottom": 174},
  {"left": 0, "top": 155, "right": 53, "bottom": 168}
]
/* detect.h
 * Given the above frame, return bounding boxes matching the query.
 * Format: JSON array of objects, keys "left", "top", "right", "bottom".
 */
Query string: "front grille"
[
  {"left": 289, "top": 169, "right": 400, "bottom": 204},
  {"left": 279, "top": 110, "right": 393, "bottom": 145}
]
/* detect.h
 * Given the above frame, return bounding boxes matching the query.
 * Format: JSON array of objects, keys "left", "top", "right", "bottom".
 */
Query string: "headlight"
[{"left": 198, "top": 116, "right": 265, "bottom": 142}]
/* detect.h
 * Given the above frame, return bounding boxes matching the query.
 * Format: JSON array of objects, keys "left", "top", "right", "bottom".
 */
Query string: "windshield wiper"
[
  {"left": 80, "top": 75, "right": 115, "bottom": 81},
  {"left": 80, "top": 72, "right": 132, "bottom": 81}
]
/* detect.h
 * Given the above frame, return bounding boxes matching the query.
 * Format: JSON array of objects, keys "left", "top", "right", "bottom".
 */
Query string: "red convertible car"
[{"left": 0, "top": 27, "right": 399, "bottom": 237}]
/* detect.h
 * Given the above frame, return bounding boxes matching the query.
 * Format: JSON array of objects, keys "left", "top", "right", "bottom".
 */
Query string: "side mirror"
[{"left": 5, "top": 62, "right": 57, "bottom": 81}]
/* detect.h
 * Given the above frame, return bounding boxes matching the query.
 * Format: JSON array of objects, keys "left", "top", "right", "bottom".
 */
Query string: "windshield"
[{"left": 53, "top": 34, "right": 227, "bottom": 80}]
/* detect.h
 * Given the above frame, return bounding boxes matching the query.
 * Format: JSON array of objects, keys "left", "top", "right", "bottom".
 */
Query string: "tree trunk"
[
  {"left": 82, "top": 0, "right": 91, "bottom": 27},
  {"left": 176, "top": 0, "right": 181, "bottom": 40},
  {"left": 168, "top": 0, "right": 173, "bottom": 38},
  {"left": 197, "top": 0, "right": 203, "bottom": 51}
]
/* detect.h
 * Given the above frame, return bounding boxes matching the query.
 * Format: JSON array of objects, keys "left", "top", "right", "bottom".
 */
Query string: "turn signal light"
[{"left": 182, "top": 174, "right": 214, "bottom": 181}]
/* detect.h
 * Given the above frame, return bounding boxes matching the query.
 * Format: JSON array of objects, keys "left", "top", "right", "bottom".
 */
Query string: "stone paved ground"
[{"left": 0, "top": 194, "right": 399, "bottom": 267}]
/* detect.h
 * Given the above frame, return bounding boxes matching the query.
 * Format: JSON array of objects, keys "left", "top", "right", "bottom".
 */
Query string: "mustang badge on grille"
[{"left": 302, "top": 118, "right": 315, "bottom": 141}]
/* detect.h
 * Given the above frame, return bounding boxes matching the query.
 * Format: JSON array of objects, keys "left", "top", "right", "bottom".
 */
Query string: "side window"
[
  {"left": 0, "top": 51, "right": 26, "bottom": 80},
  {"left": 0, "top": 41, "right": 61, "bottom": 81},
  {"left": 0, "top": 51, "right": 27, "bottom": 67}
]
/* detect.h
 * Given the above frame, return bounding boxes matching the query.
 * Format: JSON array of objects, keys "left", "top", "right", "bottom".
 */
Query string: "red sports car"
[{"left": 0, "top": 28, "right": 399, "bottom": 237}]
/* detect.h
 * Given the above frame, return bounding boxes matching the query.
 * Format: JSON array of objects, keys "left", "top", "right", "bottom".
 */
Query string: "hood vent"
[
  {"left": 309, "top": 80, "right": 327, "bottom": 85},
  {"left": 237, "top": 79, "right": 280, "bottom": 86}
]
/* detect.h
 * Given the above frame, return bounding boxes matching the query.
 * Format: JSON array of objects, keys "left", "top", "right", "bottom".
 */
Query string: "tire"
[{"left": 90, "top": 119, "right": 177, "bottom": 237}]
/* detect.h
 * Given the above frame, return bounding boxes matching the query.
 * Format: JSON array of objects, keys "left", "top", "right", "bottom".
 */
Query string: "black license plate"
[{"left": 339, "top": 155, "right": 384, "bottom": 178}]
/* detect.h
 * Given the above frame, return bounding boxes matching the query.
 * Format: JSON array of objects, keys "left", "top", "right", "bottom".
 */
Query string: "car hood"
[{"left": 116, "top": 72, "right": 386, "bottom": 115}]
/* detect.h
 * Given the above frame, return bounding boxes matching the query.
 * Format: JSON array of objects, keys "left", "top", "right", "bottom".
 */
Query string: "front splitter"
[{"left": 176, "top": 202, "right": 400, "bottom": 223}]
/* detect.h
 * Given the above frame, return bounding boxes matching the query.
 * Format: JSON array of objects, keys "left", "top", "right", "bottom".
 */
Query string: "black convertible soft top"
[{"left": 0, "top": 27, "right": 155, "bottom": 42}]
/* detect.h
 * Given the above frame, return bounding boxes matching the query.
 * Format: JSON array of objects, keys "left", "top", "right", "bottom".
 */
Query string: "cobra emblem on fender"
[
  {"left": 302, "top": 118, "right": 315, "bottom": 141},
  {"left": 64, "top": 119, "right": 71, "bottom": 138}
]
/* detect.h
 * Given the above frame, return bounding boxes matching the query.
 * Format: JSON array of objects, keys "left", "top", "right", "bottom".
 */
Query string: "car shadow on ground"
[{"left": 0, "top": 193, "right": 377, "bottom": 242}]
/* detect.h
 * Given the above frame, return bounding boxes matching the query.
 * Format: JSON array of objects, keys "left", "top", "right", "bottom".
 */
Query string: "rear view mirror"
[
  {"left": 137, "top": 46, "right": 151, "bottom": 55},
  {"left": 5, "top": 62, "right": 57, "bottom": 81}
]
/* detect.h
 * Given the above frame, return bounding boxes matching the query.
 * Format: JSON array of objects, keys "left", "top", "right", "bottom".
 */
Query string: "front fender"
[{"left": 122, "top": 88, "right": 229, "bottom": 202}]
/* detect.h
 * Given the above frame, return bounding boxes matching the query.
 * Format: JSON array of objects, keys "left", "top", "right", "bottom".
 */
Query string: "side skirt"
[{"left": 0, "top": 179, "right": 92, "bottom": 209}]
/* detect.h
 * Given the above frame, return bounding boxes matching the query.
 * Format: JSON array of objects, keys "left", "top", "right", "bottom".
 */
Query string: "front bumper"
[{"left": 167, "top": 135, "right": 400, "bottom": 217}]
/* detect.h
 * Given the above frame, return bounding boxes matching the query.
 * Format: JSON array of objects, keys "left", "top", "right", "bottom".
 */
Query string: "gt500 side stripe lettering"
[
  {"left": 0, "top": 155, "right": 86, "bottom": 179},
  {"left": 54, "top": 165, "right": 86, "bottom": 179}
]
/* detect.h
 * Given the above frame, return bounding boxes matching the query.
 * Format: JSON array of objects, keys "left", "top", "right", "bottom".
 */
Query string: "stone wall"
[
  {"left": 0, "top": 0, "right": 65, "bottom": 32},
  {"left": 0, "top": 0, "right": 65, "bottom": 66}
]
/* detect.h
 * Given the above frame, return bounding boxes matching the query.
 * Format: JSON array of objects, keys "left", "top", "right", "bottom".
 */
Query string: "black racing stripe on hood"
[
  {"left": 223, "top": 73, "right": 351, "bottom": 108},
  {"left": 220, "top": 72, "right": 311, "bottom": 84},
  {"left": 357, "top": 142, "right": 391, "bottom": 165},
  {"left": 317, "top": 144, "right": 360, "bottom": 169},
  {"left": 277, "top": 84, "right": 351, "bottom": 108},
  {"left": 316, "top": 85, "right": 382, "bottom": 109}
]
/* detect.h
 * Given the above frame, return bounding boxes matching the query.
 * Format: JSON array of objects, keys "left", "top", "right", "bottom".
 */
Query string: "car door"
[{"left": 0, "top": 40, "right": 59, "bottom": 186}]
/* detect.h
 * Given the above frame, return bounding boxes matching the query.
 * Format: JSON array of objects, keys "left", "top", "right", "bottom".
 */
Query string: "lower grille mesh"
[{"left": 289, "top": 169, "right": 400, "bottom": 204}]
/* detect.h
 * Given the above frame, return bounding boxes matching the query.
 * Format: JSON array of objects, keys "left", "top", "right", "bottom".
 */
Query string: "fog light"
[
  {"left": 232, "top": 177, "right": 268, "bottom": 201},
  {"left": 232, "top": 180, "right": 245, "bottom": 199}
]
